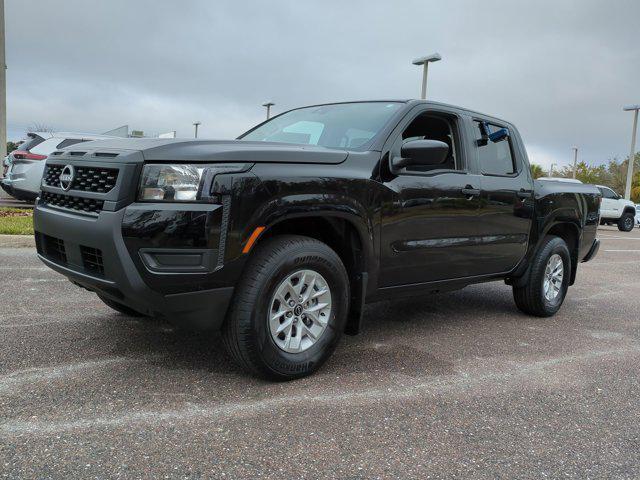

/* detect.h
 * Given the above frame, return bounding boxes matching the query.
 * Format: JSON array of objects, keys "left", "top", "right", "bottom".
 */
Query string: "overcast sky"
[{"left": 5, "top": 0, "right": 640, "bottom": 168}]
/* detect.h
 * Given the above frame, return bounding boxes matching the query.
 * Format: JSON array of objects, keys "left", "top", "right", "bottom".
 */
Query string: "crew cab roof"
[{"left": 55, "top": 100, "right": 513, "bottom": 161}]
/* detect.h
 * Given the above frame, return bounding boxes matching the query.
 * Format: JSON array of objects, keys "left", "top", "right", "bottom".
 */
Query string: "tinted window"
[
  {"left": 56, "top": 138, "right": 88, "bottom": 149},
  {"left": 400, "top": 114, "right": 459, "bottom": 171},
  {"left": 475, "top": 121, "right": 516, "bottom": 176},
  {"left": 240, "top": 102, "right": 402, "bottom": 150}
]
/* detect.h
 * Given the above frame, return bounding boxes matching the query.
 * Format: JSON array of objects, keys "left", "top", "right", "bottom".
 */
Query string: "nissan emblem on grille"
[{"left": 59, "top": 165, "right": 75, "bottom": 191}]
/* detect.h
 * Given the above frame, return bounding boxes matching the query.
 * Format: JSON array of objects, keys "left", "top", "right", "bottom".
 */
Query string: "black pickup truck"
[{"left": 33, "top": 100, "right": 601, "bottom": 379}]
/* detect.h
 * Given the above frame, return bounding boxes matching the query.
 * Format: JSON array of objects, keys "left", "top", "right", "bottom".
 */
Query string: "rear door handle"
[
  {"left": 461, "top": 187, "right": 481, "bottom": 197},
  {"left": 517, "top": 189, "right": 533, "bottom": 199}
]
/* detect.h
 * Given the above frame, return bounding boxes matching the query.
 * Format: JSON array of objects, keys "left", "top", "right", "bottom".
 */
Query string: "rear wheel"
[
  {"left": 513, "top": 236, "right": 571, "bottom": 317},
  {"left": 618, "top": 213, "right": 634, "bottom": 232},
  {"left": 222, "top": 235, "right": 349, "bottom": 380},
  {"left": 97, "top": 294, "right": 146, "bottom": 317}
]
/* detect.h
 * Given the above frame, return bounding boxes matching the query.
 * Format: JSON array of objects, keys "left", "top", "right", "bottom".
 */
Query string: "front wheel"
[
  {"left": 513, "top": 236, "right": 571, "bottom": 317},
  {"left": 222, "top": 235, "right": 350, "bottom": 380},
  {"left": 618, "top": 213, "right": 635, "bottom": 232}
]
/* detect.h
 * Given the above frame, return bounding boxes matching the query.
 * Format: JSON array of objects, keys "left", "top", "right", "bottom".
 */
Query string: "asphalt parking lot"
[{"left": 2, "top": 226, "right": 640, "bottom": 479}]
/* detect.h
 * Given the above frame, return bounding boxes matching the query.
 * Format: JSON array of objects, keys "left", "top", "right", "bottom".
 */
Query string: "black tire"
[
  {"left": 513, "top": 236, "right": 571, "bottom": 317},
  {"left": 97, "top": 294, "right": 146, "bottom": 317},
  {"left": 618, "top": 213, "right": 634, "bottom": 232},
  {"left": 222, "top": 235, "right": 350, "bottom": 380}
]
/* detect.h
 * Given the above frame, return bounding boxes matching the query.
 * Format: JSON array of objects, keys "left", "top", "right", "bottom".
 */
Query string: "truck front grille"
[
  {"left": 43, "top": 165, "right": 119, "bottom": 193},
  {"left": 41, "top": 191, "right": 104, "bottom": 214}
]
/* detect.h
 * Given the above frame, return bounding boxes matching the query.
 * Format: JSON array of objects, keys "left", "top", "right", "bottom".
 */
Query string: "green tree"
[
  {"left": 631, "top": 170, "right": 640, "bottom": 203},
  {"left": 607, "top": 153, "right": 640, "bottom": 197},
  {"left": 7, "top": 141, "right": 19, "bottom": 154},
  {"left": 550, "top": 153, "right": 639, "bottom": 201},
  {"left": 558, "top": 162, "right": 608, "bottom": 185},
  {"left": 530, "top": 163, "right": 545, "bottom": 179}
]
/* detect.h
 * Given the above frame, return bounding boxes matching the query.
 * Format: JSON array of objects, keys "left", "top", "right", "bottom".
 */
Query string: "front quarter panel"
[{"left": 243, "top": 156, "right": 381, "bottom": 289}]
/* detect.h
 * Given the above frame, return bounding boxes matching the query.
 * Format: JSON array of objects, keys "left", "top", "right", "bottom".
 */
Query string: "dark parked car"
[{"left": 33, "top": 100, "right": 601, "bottom": 379}]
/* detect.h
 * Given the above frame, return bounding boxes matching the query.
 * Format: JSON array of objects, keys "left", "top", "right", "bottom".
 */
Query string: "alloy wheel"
[{"left": 268, "top": 269, "right": 332, "bottom": 353}]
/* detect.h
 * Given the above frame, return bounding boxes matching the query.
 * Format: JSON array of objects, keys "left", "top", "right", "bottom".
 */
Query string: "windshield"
[{"left": 239, "top": 102, "right": 403, "bottom": 150}]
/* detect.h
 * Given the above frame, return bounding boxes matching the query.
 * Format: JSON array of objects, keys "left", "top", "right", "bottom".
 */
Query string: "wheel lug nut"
[
  {"left": 288, "top": 300, "right": 295, "bottom": 307},
  {"left": 286, "top": 311, "right": 293, "bottom": 318}
]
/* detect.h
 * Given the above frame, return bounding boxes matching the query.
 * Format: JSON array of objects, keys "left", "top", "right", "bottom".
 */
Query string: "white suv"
[
  {"left": 1, "top": 132, "right": 115, "bottom": 202},
  {"left": 597, "top": 185, "right": 637, "bottom": 232}
]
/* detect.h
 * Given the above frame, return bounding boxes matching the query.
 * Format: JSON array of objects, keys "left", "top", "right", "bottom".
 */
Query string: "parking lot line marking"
[
  {"left": 0, "top": 267, "right": 50, "bottom": 271},
  {"left": 0, "top": 318, "right": 95, "bottom": 328},
  {"left": 0, "top": 357, "right": 153, "bottom": 394},
  {"left": 2, "top": 345, "right": 639, "bottom": 437},
  {"left": 603, "top": 249, "right": 640, "bottom": 252},
  {"left": 599, "top": 237, "right": 640, "bottom": 240}
]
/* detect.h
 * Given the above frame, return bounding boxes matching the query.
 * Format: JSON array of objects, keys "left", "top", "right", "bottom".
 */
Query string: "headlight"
[{"left": 138, "top": 163, "right": 251, "bottom": 202}]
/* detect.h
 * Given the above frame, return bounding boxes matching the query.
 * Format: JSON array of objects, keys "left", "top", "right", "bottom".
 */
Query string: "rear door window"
[{"left": 474, "top": 121, "right": 516, "bottom": 176}]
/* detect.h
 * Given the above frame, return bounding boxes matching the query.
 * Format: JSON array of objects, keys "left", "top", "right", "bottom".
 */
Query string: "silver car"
[{"left": 1, "top": 132, "right": 115, "bottom": 202}]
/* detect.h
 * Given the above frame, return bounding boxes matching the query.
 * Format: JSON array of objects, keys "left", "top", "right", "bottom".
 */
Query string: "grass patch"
[{"left": 0, "top": 208, "right": 34, "bottom": 235}]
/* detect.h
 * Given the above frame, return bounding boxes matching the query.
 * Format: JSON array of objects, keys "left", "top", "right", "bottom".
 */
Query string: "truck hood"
[{"left": 58, "top": 139, "right": 349, "bottom": 164}]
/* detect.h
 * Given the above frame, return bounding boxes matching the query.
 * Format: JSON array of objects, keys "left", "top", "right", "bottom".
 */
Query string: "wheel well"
[
  {"left": 622, "top": 206, "right": 636, "bottom": 216},
  {"left": 257, "top": 216, "right": 367, "bottom": 334},
  {"left": 546, "top": 223, "right": 579, "bottom": 284}
]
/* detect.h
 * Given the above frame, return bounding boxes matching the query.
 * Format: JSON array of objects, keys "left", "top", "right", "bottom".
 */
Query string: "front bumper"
[{"left": 33, "top": 203, "right": 235, "bottom": 329}]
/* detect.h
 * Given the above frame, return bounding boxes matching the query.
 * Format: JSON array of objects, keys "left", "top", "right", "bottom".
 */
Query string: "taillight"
[{"left": 12, "top": 150, "right": 47, "bottom": 161}]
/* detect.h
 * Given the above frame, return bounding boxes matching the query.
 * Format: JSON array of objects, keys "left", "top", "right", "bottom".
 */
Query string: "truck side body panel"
[{"left": 32, "top": 100, "right": 602, "bottom": 331}]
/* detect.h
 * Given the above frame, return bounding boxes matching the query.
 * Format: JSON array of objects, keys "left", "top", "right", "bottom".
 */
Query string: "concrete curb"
[{"left": 0, "top": 235, "right": 36, "bottom": 248}]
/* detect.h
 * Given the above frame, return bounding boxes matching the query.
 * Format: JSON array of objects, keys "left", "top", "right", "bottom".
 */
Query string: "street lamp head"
[
  {"left": 412, "top": 53, "right": 442, "bottom": 66},
  {"left": 193, "top": 121, "right": 201, "bottom": 126},
  {"left": 262, "top": 102, "right": 275, "bottom": 107},
  {"left": 623, "top": 104, "right": 640, "bottom": 111}
]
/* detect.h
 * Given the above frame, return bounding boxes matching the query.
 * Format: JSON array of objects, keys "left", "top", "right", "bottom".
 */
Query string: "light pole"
[
  {"left": 572, "top": 146, "right": 578, "bottom": 179},
  {"left": 262, "top": 101, "right": 275, "bottom": 120},
  {"left": 549, "top": 163, "right": 556, "bottom": 177},
  {"left": 623, "top": 104, "right": 639, "bottom": 200},
  {"left": 193, "top": 121, "right": 201, "bottom": 139},
  {"left": 412, "top": 53, "right": 441, "bottom": 100},
  {"left": 0, "top": 0, "right": 6, "bottom": 161}
]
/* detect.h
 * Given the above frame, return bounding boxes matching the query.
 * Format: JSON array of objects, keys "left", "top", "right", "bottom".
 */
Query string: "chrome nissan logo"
[{"left": 59, "top": 165, "right": 75, "bottom": 191}]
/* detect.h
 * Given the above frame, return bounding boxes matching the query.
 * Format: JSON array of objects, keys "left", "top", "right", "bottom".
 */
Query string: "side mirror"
[
  {"left": 391, "top": 140, "right": 449, "bottom": 172},
  {"left": 488, "top": 128, "right": 509, "bottom": 143}
]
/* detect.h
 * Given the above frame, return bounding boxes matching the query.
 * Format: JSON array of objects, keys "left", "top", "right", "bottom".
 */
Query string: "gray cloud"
[{"left": 5, "top": 0, "right": 640, "bottom": 168}]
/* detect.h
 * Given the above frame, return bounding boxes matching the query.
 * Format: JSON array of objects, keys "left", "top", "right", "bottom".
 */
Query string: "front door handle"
[
  {"left": 461, "top": 186, "right": 481, "bottom": 197},
  {"left": 517, "top": 189, "right": 533, "bottom": 199}
]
